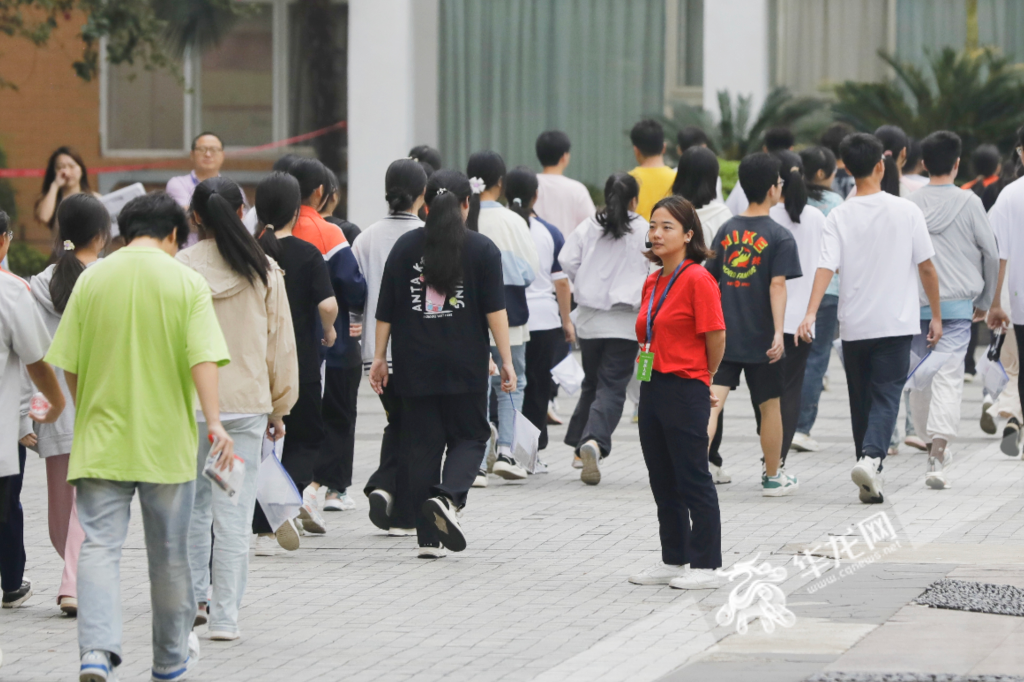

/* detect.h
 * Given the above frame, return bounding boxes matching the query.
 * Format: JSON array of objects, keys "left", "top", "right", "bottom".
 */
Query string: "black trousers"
[
  {"left": 314, "top": 366, "right": 361, "bottom": 492},
  {"left": 397, "top": 392, "right": 489, "bottom": 547},
  {"left": 565, "top": 337, "right": 637, "bottom": 457},
  {"left": 751, "top": 334, "right": 813, "bottom": 466},
  {"left": 639, "top": 372, "right": 721, "bottom": 568},
  {"left": 965, "top": 321, "right": 980, "bottom": 375},
  {"left": 524, "top": 328, "right": 564, "bottom": 450},
  {"left": 253, "top": 380, "right": 324, "bottom": 534},
  {"left": 0, "top": 446, "right": 27, "bottom": 592},
  {"left": 364, "top": 381, "right": 415, "bottom": 527},
  {"left": 1015, "top": 325, "right": 1024, "bottom": 406},
  {"left": 843, "top": 335, "right": 912, "bottom": 464}
]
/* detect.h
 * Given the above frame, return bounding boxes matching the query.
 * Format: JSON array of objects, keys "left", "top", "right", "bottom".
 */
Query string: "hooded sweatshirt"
[
  {"left": 907, "top": 184, "right": 999, "bottom": 318},
  {"left": 176, "top": 240, "right": 299, "bottom": 417},
  {"left": 28, "top": 263, "right": 85, "bottom": 457}
]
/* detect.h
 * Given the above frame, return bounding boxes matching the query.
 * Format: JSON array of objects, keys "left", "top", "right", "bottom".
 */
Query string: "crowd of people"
[{"left": 0, "top": 115, "right": 1021, "bottom": 679}]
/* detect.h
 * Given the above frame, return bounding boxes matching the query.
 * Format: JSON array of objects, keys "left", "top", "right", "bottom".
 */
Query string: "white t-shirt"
[
  {"left": 526, "top": 216, "right": 568, "bottom": 331},
  {"left": 534, "top": 173, "right": 597, "bottom": 238},
  {"left": 770, "top": 203, "right": 826, "bottom": 335},
  {"left": 0, "top": 269, "right": 52, "bottom": 477},
  {"left": 819, "top": 192, "right": 934, "bottom": 341},
  {"left": 725, "top": 182, "right": 749, "bottom": 216},
  {"left": 989, "top": 176, "right": 1024, "bottom": 324}
]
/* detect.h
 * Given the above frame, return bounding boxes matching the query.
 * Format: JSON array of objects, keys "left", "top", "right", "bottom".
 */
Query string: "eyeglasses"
[
  {"left": 2, "top": 230, "right": 13, "bottom": 241},
  {"left": 776, "top": 178, "right": 786, "bottom": 188},
  {"left": 194, "top": 146, "right": 223, "bottom": 155}
]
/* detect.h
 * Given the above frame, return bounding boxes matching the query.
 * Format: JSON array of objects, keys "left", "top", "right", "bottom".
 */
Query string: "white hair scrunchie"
[
  {"left": 63, "top": 240, "right": 75, "bottom": 251},
  {"left": 469, "top": 177, "right": 486, "bottom": 194}
]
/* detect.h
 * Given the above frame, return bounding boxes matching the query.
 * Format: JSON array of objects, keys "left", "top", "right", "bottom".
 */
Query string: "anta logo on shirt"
[
  {"left": 720, "top": 229, "right": 768, "bottom": 284},
  {"left": 411, "top": 260, "right": 464, "bottom": 318}
]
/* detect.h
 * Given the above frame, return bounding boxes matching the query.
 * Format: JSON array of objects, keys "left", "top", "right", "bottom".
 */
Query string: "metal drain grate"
[
  {"left": 913, "top": 578, "right": 1024, "bottom": 617},
  {"left": 807, "top": 674, "right": 1024, "bottom": 682}
]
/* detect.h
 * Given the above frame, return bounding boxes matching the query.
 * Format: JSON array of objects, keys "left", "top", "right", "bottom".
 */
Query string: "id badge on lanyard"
[{"left": 637, "top": 261, "right": 692, "bottom": 382}]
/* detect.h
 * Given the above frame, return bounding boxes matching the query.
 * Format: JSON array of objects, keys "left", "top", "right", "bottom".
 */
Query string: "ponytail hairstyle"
[
  {"left": 874, "top": 124, "right": 908, "bottom": 197},
  {"left": 409, "top": 145, "right": 442, "bottom": 172},
  {"left": 319, "top": 167, "right": 340, "bottom": 213},
  {"left": 595, "top": 172, "right": 640, "bottom": 240},
  {"left": 50, "top": 194, "right": 110, "bottom": 313},
  {"left": 287, "top": 157, "right": 327, "bottom": 204},
  {"left": 799, "top": 145, "right": 836, "bottom": 201},
  {"left": 465, "top": 150, "right": 506, "bottom": 232},
  {"left": 384, "top": 158, "right": 428, "bottom": 214},
  {"left": 422, "top": 169, "right": 472, "bottom": 297},
  {"left": 771, "top": 149, "right": 808, "bottom": 223},
  {"left": 504, "top": 166, "right": 538, "bottom": 227},
  {"left": 190, "top": 176, "right": 269, "bottom": 286},
  {"left": 255, "top": 172, "right": 302, "bottom": 262},
  {"left": 646, "top": 195, "right": 715, "bottom": 266},
  {"left": 672, "top": 146, "right": 719, "bottom": 209}
]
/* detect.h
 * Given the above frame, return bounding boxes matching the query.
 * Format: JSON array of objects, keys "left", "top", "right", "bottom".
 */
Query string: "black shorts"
[{"left": 713, "top": 360, "right": 784, "bottom": 405}]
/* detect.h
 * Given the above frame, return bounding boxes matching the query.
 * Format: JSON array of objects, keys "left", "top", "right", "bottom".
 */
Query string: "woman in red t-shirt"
[{"left": 628, "top": 195, "right": 727, "bottom": 590}]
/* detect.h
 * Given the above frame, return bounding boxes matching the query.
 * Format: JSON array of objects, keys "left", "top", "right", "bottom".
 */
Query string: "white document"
[
  {"left": 551, "top": 353, "right": 585, "bottom": 395},
  {"left": 99, "top": 183, "right": 146, "bottom": 237}
]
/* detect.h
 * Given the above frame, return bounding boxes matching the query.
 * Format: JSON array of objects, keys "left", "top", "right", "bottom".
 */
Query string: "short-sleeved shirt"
[
  {"left": 275, "top": 236, "right": 335, "bottom": 383},
  {"left": 705, "top": 215, "right": 803, "bottom": 363},
  {"left": 376, "top": 228, "right": 505, "bottom": 396},
  {"left": 45, "top": 247, "right": 230, "bottom": 484},
  {"left": 526, "top": 216, "right": 567, "bottom": 332},
  {"left": 635, "top": 262, "right": 725, "bottom": 385},
  {"left": 629, "top": 166, "right": 677, "bottom": 220},
  {"left": 819, "top": 192, "right": 934, "bottom": 341},
  {"left": 0, "top": 270, "right": 51, "bottom": 477}
]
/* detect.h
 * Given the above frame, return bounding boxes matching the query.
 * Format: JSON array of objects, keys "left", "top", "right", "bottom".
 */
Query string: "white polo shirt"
[{"left": 989, "top": 176, "right": 1024, "bottom": 324}]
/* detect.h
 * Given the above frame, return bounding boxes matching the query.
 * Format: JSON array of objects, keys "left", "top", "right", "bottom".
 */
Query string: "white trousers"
[{"left": 908, "top": 319, "right": 971, "bottom": 443}]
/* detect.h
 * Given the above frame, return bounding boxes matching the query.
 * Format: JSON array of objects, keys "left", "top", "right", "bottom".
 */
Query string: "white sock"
[{"left": 497, "top": 445, "right": 511, "bottom": 456}]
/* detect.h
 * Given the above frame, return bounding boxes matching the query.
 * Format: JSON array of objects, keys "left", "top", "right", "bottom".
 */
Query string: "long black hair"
[
  {"left": 385, "top": 159, "right": 428, "bottom": 214},
  {"left": 191, "top": 176, "right": 269, "bottom": 286},
  {"left": 255, "top": 172, "right": 302, "bottom": 262},
  {"left": 287, "top": 157, "right": 327, "bottom": 203},
  {"left": 504, "top": 166, "right": 538, "bottom": 227},
  {"left": 465, "top": 151, "right": 506, "bottom": 232},
  {"left": 875, "top": 125, "right": 908, "bottom": 197},
  {"left": 672, "top": 147, "right": 719, "bottom": 209},
  {"left": 596, "top": 172, "right": 640, "bottom": 239},
  {"left": 319, "top": 167, "right": 340, "bottom": 213},
  {"left": 50, "top": 194, "right": 110, "bottom": 313},
  {"left": 799, "top": 146, "right": 836, "bottom": 201},
  {"left": 771, "top": 150, "right": 808, "bottom": 223},
  {"left": 422, "top": 170, "right": 471, "bottom": 297},
  {"left": 39, "top": 146, "right": 93, "bottom": 229}
]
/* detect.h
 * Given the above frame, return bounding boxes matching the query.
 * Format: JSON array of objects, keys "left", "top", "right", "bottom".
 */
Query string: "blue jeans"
[
  {"left": 76, "top": 478, "right": 196, "bottom": 668},
  {"left": 484, "top": 343, "right": 527, "bottom": 456},
  {"left": 796, "top": 294, "right": 838, "bottom": 435},
  {"left": 842, "top": 335, "right": 913, "bottom": 467},
  {"left": 188, "top": 416, "right": 266, "bottom": 635}
]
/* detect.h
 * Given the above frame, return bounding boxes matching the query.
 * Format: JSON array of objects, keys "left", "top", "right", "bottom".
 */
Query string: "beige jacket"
[{"left": 177, "top": 240, "right": 299, "bottom": 418}]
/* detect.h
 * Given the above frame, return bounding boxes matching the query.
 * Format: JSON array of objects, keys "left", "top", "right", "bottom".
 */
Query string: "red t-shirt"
[
  {"left": 635, "top": 261, "right": 725, "bottom": 385},
  {"left": 292, "top": 205, "right": 347, "bottom": 256}
]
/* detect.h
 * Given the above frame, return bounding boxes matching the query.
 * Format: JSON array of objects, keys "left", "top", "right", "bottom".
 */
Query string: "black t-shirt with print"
[
  {"left": 705, "top": 215, "right": 802, "bottom": 363},
  {"left": 276, "top": 236, "right": 336, "bottom": 383},
  {"left": 376, "top": 228, "right": 506, "bottom": 397}
]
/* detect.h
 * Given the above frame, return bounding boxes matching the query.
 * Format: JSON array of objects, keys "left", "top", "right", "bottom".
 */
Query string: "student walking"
[
  {"left": 28, "top": 195, "right": 109, "bottom": 616},
  {"left": 533, "top": 130, "right": 596, "bottom": 237},
  {"left": 705, "top": 153, "right": 802, "bottom": 496},
  {"left": 45, "top": 192, "right": 232, "bottom": 682},
  {"left": 725, "top": 128, "right": 795, "bottom": 216},
  {"left": 672, "top": 146, "right": 732, "bottom": 246},
  {"left": 354, "top": 159, "right": 429, "bottom": 534},
  {"left": 254, "top": 173, "right": 338, "bottom": 554},
  {"left": 675, "top": 126, "right": 725, "bottom": 202},
  {"left": 821, "top": 123, "right": 856, "bottom": 199},
  {"left": 466, "top": 151, "right": 539, "bottom": 485},
  {"left": 628, "top": 195, "right": 725, "bottom": 590},
  {"left": 369, "top": 170, "right": 515, "bottom": 558},
  {"left": 506, "top": 166, "right": 574, "bottom": 451},
  {"left": 560, "top": 173, "right": 650, "bottom": 485},
  {"left": 799, "top": 133, "right": 942, "bottom": 504},
  {"left": 628, "top": 120, "right": 676, "bottom": 220},
  {"left": 179, "top": 177, "right": 299, "bottom": 640},
  {"left": 903, "top": 131, "right": 998, "bottom": 489}
]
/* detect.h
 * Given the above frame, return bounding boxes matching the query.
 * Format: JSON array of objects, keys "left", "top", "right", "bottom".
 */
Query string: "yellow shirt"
[{"left": 629, "top": 166, "right": 677, "bottom": 219}]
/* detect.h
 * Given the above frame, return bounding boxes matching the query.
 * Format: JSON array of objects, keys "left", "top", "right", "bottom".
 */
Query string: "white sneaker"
[
  {"left": 302, "top": 484, "right": 320, "bottom": 512},
  {"left": 579, "top": 440, "right": 601, "bottom": 485},
  {"left": 493, "top": 454, "right": 527, "bottom": 480},
  {"left": 368, "top": 489, "right": 394, "bottom": 530},
  {"left": 80, "top": 650, "right": 116, "bottom": 682},
  {"left": 762, "top": 472, "right": 799, "bottom": 497},
  {"left": 485, "top": 423, "right": 498, "bottom": 473},
  {"left": 669, "top": 568, "right": 724, "bottom": 590},
  {"left": 628, "top": 562, "right": 688, "bottom": 585},
  {"left": 851, "top": 458, "right": 884, "bottom": 503},
  {"left": 298, "top": 502, "right": 327, "bottom": 535},
  {"left": 571, "top": 455, "right": 583, "bottom": 469},
  {"left": 709, "top": 462, "right": 731, "bottom": 484},
  {"left": 208, "top": 631, "right": 239, "bottom": 641},
  {"left": 274, "top": 518, "right": 301, "bottom": 551},
  {"left": 472, "top": 470, "right": 488, "bottom": 488},
  {"left": 388, "top": 527, "right": 415, "bottom": 537},
  {"left": 790, "top": 432, "right": 819, "bottom": 452},
  {"left": 254, "top": 534, "right": 283, "bottom": 556},
  {"left": 417, "top": 546, "right": 447, "bottom": 559},
  {"left": 323, "top": 489, "right": 356, "bottom": 511},
  {"left": 925, "top": 451, "right": 952, "bottom": 490}
]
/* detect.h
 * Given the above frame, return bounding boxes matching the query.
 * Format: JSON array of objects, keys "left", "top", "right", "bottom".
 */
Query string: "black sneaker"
[
  {"left": 422, "top": 496, "right": 466, "bottom": 552},
  {"left": 2, "top": 580, "right": 32, "bottom": 608},
  {"left": 1001, "top": 417, "right": 1021, "bottom": 457}
]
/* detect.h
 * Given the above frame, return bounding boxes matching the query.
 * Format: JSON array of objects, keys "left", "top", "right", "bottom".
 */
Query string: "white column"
[
  {"left": 703, "top": 0, "right": 770, "bottom": 117},
  {"left": 347, "top": 0, "right": 439, "bottom": 229}
]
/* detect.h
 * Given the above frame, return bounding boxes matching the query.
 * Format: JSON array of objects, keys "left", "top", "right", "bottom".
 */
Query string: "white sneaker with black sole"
[
  {"left": 709, "top": 462, "right": 731, "bottom": 484},
  {"left": 851, "top": 457, "right": 884, "bottom": 503},
  {"left": 492, "top": 454, "right": 527, "bottom": 480},
  {"left": 579, "top": 440, "right": 601, "bottom": 485},
  {"left": 422, "top": 496, "right": 466, "bottom": 552},
  {"left": 368, "top": 489, "right": 393, "bottom": 530},
  {"left": 925, "top": 451, "right": 952, "bottom": 490},
  {"left": 628, "top": 562, "right": 688, "bottom": 585}
]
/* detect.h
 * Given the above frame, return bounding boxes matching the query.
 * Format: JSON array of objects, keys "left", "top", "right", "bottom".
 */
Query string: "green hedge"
[
  {"left": 719, "top": 159, "right": 739, "bottom": 198},
  {"left": 7, "top": 242, "right": 48, "bottom": 278}
]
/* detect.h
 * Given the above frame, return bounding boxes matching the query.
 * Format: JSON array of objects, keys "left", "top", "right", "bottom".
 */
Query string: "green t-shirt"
[{"left": 46, "top": 247, "right": 230, "bottom": 483}]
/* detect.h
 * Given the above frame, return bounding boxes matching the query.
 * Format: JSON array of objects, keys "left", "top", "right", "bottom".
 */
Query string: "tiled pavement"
[{"left": 1, "top": 352, "right": 1023, "bottom": 681}]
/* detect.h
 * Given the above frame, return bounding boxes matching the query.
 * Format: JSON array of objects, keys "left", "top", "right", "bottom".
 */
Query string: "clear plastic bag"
[
  {"left": 510, "top": 397, "right": 542, "bottom": 474},
  {"left": 256, "top": 436, "right": 301, "bottom": 532},
  {"left": 976, "top": 354, "right": 1010, "bottom": 398}
]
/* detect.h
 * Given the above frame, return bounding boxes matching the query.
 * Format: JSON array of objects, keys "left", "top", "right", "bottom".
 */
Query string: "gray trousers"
[{"left": 565, "top": 337, "right": 638, "bottom": 457}]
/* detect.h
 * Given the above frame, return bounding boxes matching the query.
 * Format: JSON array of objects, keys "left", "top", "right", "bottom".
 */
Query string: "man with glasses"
[{"left": 166, "top": 132, "right": 227, "bottom": 246}]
